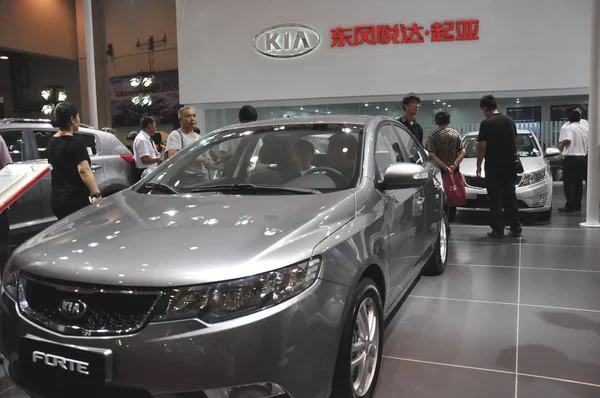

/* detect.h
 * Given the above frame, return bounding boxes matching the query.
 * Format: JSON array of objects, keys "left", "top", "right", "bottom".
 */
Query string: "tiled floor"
[{"left": 1, "top": 182, "right": 599, "bottom": 397}]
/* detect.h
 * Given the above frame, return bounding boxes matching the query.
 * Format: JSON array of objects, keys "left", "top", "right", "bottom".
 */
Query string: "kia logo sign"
[{"left": 253, "top": 23, "right": 321, "bottom": 58}]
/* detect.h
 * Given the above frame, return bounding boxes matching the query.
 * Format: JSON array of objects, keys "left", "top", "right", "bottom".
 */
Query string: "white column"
[
  {"left": 83, "top": 0, "right": 99, "bottom": 128},
  {"left": 582, "top": 0, "right": 600, "bottom": 227}
]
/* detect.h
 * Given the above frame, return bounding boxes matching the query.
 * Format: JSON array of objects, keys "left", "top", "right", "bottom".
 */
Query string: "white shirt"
[
  {"left": 559, "top": 122, "right": 588, "bottom": 156},
  {"left": 562, "top": 119, "right": 588, "bottom": 128},
  {"left": 133, "top": 130, "right": 159, "bottom": 169}
]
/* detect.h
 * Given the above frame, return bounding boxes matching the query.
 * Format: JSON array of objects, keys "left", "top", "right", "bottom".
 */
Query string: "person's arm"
[
  {"left": 558, "top": 125, "right": 572, "bottom": 152},
  {"left": 165, "top": 131, "right": 183, "bottom": 159},
  {"left": 429, "top": 152, "right": 452, "bottom": 174},
  {"left": 451, "top": 148, "right": 466, "bottom": 170},
  {"left": 74, "top": 141, "right": 101, "bottom": 202},
  {"left": 476, "top": 123, "right": 488, "bottom": 177},
  {"left": 136, "top": 138, "right": 160, "bottom": 165}
]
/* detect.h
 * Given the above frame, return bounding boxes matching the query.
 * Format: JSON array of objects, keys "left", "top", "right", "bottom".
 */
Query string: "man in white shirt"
[
  {"left": 133, "top": 116, "right": 160, "bottom": 181},
  {"left": 165, "top": 107, "right": 201, "bottom": 159},
  {"left": 558, "top": 109, "right": 589, "bottom": 212}
]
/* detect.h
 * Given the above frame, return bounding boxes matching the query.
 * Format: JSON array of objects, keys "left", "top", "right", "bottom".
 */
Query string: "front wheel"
[
  {"left": 331, "top": 278, "right": 384, "bottom": 398},
  {"left": 423, "top": 212, "right": 448, "bottom": 276}
]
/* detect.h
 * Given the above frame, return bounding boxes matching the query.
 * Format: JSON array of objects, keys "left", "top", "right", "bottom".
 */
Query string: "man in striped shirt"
[{"left": 426, "top": 111, "right": 466, "bottom": 222}]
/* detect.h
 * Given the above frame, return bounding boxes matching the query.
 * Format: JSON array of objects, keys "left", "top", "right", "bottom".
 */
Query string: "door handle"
[{"left": 91, "top": 164, "right": 102, "bottom": 172}]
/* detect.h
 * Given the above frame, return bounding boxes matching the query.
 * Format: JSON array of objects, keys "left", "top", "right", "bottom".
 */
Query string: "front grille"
[
  {"left": 464, "top": 175, "right": 523, "bottom": 188},
  {"left": 18, "top": 273, "right": 163, "bottom": 337}
]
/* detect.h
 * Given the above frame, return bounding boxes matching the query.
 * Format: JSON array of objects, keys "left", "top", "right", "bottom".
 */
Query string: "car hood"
[
  {"left": 12, "top": 189, "right": 356, "bottom": 287},
  {"left": 460, "top": 157, "right": 546, "bottom": 177}
]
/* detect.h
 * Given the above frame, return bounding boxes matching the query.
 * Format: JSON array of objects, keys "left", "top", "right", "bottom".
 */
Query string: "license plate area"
[{"left": 18, "top": 336, "right": 112, "bottom": 388}]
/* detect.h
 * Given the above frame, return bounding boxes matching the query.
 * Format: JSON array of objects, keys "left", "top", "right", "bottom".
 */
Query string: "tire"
[
  {"left": 331, "top": 278, "right": 384, "bottom": 398},
  {"left": 538, "top": 207, "right": 552, "bottom": 222},
  {"left": 423, "top": 212, "right": 448, "bottom": 276}
]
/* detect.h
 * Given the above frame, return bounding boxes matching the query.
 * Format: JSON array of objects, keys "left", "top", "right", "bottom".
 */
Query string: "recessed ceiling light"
[
  {"left": 448, "top": 105, "right": 452, "bottom": 108},
  {"left": 385, "top": 108, "right": 389, "bottom": 111},
  {"left": 0, "top": 56, "right": 8, "bottom": 60},
  {"left": 436, "top": 99, "right": 441, "bottom": 102},
  {"left": 300, "top": 107, "right": 304, "bottom": 110},
  {"left": 442, "top": 103, "right": 446, "bottom": 105},
  {"left": 365, "top": 103, "right": 369, "bottom": 107},
  {"left": 376, "top": 106, "right": 380, "bottom": 109}
]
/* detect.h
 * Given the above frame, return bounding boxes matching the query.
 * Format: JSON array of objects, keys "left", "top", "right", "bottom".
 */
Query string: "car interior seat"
[{"left": 247, "top": 136, "right": 300, "bottom": 185}]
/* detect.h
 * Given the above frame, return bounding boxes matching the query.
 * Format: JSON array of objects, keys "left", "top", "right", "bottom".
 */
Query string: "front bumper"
[
  {"left": 0, "top": 278, "right": 349, "bottom": 398},
  {"left": 460, "top": 178, "right": 553, "bottom": 213}
]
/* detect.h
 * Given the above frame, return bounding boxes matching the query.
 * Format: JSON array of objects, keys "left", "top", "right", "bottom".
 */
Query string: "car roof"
[
  {"left": 0, "top": 118, "right": 114, "bottom": 139},
  {"left": 211, "top": 115, "right": 392, "bottom": 133},
  {"left": 464, "top": 129, "right": 534, "bottom": 136}
]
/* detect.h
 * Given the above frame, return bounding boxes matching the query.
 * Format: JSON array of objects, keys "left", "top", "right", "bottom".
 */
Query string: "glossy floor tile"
[
  {"left": 411, "top": 263, "right": 519, "bottom": 303},
  {"left": 447, "top": 241, "right": 520, "bottom": 266},
  {"left": 517, "top": 375, "right": 600, "bottom": 398},
  {"left": 374, "top": 357, "right": 515, "bottom": 398},
  {"left": 384, "top": 296, "right": 518, "bottom": 372}
]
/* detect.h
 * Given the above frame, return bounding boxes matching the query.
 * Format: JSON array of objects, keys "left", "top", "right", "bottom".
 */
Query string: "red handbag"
[{"left": 442, "top": 172, "right": 467, "bottom": 207}]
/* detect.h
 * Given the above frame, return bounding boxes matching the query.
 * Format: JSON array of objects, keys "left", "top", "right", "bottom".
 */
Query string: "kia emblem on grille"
[{"left": 58, "top": 298, "right": 88, "bottom": 319}]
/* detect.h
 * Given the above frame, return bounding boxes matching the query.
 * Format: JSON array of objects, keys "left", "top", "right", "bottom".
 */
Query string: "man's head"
[
  {"left": 126, "top": 131, "right": 138, "bottom": 144},
  {"left": 567, "top": 105, "right": 583, "bottom": 116},
  {"left": 178, "top": 106, "right": 197, "bottom": 130},
  {"left": 480, "top": 95, "right": 498, "bottom": 118},
  {"left": 435, "top": 111, "right": 451, "bottom": 127},
  {"left": 239, "top": 105, "right": 258, "bottom": 123},
  {"left": 568, "top": 109, "right": 582, "bottom": 123},
  {"left": 101, "top": 127, "right": 115, "bottom": 135},
  {"left": 152, "top": 132, "right": 163, "bottom": 146},
  {"left": 294, "top": 139, "right": 315, "bottom": 171},
  {"left": 141, "top": 116, "right": 156, "bottom": 134},
  {"left": 402, "top": 93, "right": 421, "bottom": 116}
]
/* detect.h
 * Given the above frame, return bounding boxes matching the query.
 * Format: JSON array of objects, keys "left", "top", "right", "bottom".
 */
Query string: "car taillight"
[{"left": 120, "top": 154, "right": 135, "bottom": 164}]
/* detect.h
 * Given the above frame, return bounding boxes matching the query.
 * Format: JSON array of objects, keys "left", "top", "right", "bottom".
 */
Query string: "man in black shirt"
[
  {"left": 398, "top": 93, "right": 424, "bottom": 145},
  {"left": 476, "top": 95, "right": 522, "bottom": 238}
]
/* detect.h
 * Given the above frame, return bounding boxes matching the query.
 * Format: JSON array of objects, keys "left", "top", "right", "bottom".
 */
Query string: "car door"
[
  {"left": 75, "top": 131, "right": 104, "bottom": 181},
  {"left": 393, "top": 124, "right": 440, "bottom": 252},
  {"left": 0, "top": 129, "right": 42, "bottom": 234},
  {"left": 31, "top": 129, "right": 58, "bottom": 225},
  {"left": 374, "top": 123, "right": 420, "bottom": 302}
]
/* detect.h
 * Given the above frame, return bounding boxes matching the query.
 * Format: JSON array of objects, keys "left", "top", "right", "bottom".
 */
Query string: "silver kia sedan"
[{"left": 0, "top": 116, "right": 448, "bottom": 398}]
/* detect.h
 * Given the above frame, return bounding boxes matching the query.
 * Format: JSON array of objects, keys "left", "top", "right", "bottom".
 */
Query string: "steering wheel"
[{"left": 304, "top": 166, "right": 349, "bottom": 186}]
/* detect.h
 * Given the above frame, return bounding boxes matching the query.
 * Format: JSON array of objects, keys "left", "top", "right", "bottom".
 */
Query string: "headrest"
[{"left": 258, "top": 137, "right": 291, "bottom": 165}]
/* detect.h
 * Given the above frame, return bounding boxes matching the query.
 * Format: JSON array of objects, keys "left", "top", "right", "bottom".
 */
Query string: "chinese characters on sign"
[{"left": 331, "top": 20, "right": 480, "bottom": 47}]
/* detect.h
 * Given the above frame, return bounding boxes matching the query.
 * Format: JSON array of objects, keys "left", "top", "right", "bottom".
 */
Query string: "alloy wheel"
[
  {"left": 440, "top": 217, "right": 448, "bottom": 264},
  {"left": 351, "top": 296, "right": 380, "bottom": 396}
]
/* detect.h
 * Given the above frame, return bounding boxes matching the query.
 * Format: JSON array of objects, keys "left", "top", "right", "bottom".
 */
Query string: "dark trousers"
[
  {"left": 0, "top": 210, "right": 10, "bottom": 275},
  {"left": 485, "top": 170, "right": 520, "bottom": 233},
  {"left": 562, "top": 156, "right": 587, "bottom": 210}
]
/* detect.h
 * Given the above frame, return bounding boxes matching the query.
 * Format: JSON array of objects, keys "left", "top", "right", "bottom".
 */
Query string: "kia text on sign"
[
  {"left": 254, "top": 23, "right": 321, "bottom": 58},
  {"left": 331, "top": 20, "right": 480, "bottom": 47}
]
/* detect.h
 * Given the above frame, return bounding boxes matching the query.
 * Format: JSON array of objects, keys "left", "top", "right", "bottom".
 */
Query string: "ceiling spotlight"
[
  {"left": 385, "top": 108, "right": 389, "bottom": 111},
  {"left": 58, "top": 90, "right": 67, "bottom": 102},
  {"left": 436, "top": 99, "right": 441, "bottom": 102},
  {"left": 41, "top": 104, "right": 54, "bottom": 115},
  {"left": 315, "top": 110, "right": 319, "bottom": 113},
  {"left": 141, "top": 93, "right": 152, "bottom": 106},
  {"left": 142, "top": 76, "right": 154, "bottom": 87},
  {"left": 130, "top": 77, "right": 141, "bottom": 88},
  {"left": 41, "top": 89, "right": 53, "bottom": 101},
  {"left": 131, "top": 95, "right": 141, "bottom": 105},
  {"left": 442, "top": 103, "right": 446, "bottom": 105},
  {"left": 365, "top": 103, "right": 369, "bottom": 107},
  {"left": 448, "top": 104, "right": 452, "bottom": 108},
  {"left": 300, "top": 107, "right": 304, "bottom": 110},
  {"left": 0, "top": 56, "right": 8, "bottom": 60},
  {"left": 376, "top": 106, "right": 380, "bottom": 109}
]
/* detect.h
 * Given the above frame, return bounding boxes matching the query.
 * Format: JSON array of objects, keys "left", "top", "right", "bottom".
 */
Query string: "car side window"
[
  {"left": 394, "top": 126, "right": 426, "bottom": 165},
  {"left": 33, "top": 130, "right": 55, "bottom": 159},
  {"left": 0, "top": 130, "right": 26, "bottom": 163},
  {"left": 374, "top": 125, "right": 403, "bottom": 180},
  {"left": 74, "top": 132, "right": 98, "bottom": 155}
]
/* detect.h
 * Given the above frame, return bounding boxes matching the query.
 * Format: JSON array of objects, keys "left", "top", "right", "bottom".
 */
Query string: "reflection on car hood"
[
  {"left": 460, "top": 157, "right": 546, "bottom": 176},
  {"left": 12, "top": 189, "right": 356, "bottom": 287}
]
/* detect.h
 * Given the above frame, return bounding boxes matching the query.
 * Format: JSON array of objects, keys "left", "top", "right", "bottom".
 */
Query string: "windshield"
[
  {"left": 139, "top": 123, "right": 364, "bottom": 194},
  {"left": 463, "top": 133, "right": 541, "bottom": 158}
]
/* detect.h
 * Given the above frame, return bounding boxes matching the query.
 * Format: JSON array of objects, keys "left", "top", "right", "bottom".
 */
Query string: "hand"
[
  {"left": 91, "top": 196, "right": 103, "bottom": 203},
  {"left": 476, "top": 166, "right": 482, "bottom": 177},
  {"left": 446, "top": 167, "right": 453, "bottom": 175}
]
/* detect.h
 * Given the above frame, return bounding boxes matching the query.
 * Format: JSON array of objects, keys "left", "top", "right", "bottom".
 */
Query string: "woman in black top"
[{"left": 48, "top": 103, "right": 102, "bottom": 219}]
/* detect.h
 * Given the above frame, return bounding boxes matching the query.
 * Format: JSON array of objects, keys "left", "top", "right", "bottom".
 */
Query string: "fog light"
[
  {"left": 203, "top": 383, "right": 287, "bottom": 398},
  {"left": 535, "top": 194, "right": 547, "bottom": 206}
]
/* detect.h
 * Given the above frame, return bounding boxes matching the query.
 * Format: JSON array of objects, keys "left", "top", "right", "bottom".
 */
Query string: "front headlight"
[
  {"left": 2, "top": 261, "right": 19, "bottom": 302},
  {"left": 519, "top": 167, "right": 548, "bottom": 187},
  {"left": 153, "top": 257, "right": 321, "bottom": 323}
]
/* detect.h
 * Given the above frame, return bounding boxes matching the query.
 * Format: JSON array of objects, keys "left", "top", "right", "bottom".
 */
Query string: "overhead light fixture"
[
  {"left": 142, "top": 76, "right": 154, "bottom": 87},
  {"left": 300, "top": 107, "right": 304, "bottom": 110},
  {"left": 41, "top": 89, "right": 53, "bottom": 101},
  {"left": 376, "top": 106, "right": 380, "bottom": 109},
  {"left": 365, "top": 103, "right": 369, "bottom": 107},
  {"left": 385, "top": 108, "right": 389, "bottom": 111},
  {"left": 448, "top": 105, "right": 452, "bottom": 108},
  {"left": 41, "top": 104, "right": 54, "bottom": 115},
  {"left": 130, "top": 77, "right": 141, "bottom": 88},
  {"left": 315, "top": 109, "right": 319, "bottom": 113},
  {"left": 131, "top": 95, "right": 141, "bottom": 105},
  {"left": 436, "top": 99, "right": 441, "bottom": 102},
  {"left": 141, "top": 93, "right": 152, "bottom": 106},
  {"left": 442, "top": 103, "right": 446, "bottom": 105},
  {"left": 58, "top": 90, "right": 67, "bottom": 102},
  {"left": 0, "top": 56, "right": 8, "bottom": 60}
]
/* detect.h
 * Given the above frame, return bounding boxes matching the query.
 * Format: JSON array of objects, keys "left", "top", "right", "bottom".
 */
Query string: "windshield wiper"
[
  {"left": 191, "top": 183, "right": 320, "bottom": 194},
  {"left": 142, "top": 182, "right": 181, "bottom": 194}
]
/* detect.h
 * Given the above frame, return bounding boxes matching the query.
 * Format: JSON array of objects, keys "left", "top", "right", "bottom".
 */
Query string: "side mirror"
[
  {"left": 545, "top": 147, "right": 561, "bottom": 157},
  {"left": 382, "top": 163, "right": 428, "bottom": 189}
]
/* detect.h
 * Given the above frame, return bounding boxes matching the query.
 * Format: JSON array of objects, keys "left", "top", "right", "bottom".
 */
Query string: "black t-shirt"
[
  {"left": 398, "top": 116, "right": 424, "bottom": 146},
  {"left": 477, "top": 113, "right": 517, "bottom": 171},
  {"left": 47, "top": 135, "right": 91, "bottom": 198}
]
